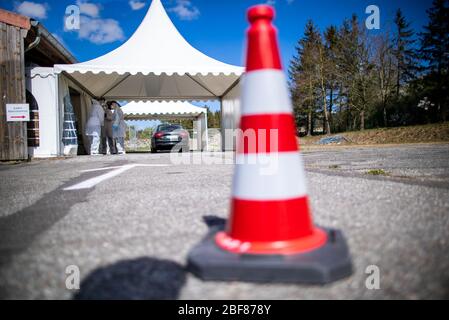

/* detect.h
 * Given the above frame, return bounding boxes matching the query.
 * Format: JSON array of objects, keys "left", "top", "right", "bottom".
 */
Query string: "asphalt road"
[{"left": 0, "top": 143, "right": 448, "bottom": 299}]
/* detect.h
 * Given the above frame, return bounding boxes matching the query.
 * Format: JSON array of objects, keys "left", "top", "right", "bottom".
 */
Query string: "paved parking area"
[{"left": 0, "top": 143, "right": 448, "bottom": 299}]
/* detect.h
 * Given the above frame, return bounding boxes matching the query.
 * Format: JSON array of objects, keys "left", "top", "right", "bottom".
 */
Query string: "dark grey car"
[{"left": 151, "top": 124, "right": 190, "bottom": 153}]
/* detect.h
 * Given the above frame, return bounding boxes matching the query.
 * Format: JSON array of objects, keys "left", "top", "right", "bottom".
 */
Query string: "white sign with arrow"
[{"left": 6, "top": 104, "right": 30, "bottom": 122}]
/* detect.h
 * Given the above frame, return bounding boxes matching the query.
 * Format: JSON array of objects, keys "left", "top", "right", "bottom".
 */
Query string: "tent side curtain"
[
  {"left": 58, "top": 76, "right": 78, "bottom": 156},
  {"left": 57, "top": 73, "right": 94, "bottom": 156},
  {"left": 221, "top": 81, "right": 241, "bottom": 151}
]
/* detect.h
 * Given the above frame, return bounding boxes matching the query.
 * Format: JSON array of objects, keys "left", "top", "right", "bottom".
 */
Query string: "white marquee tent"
[
  {"left": 28, "top": 0, "right": 242, "bottom": 158},
  {"left": 122, "top": 101, "right": 208, "bottom": 150},
  {"left": 54, "top": 0, "right": 243, "bottom": 150},
  {"left": 53, "top": 0, "right": 243, "bottom": 151}
]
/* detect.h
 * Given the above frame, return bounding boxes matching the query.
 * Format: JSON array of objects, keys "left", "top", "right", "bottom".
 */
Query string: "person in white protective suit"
[
  {"left": 85, "top": 99, "right": 105, "bottom": 155},
  {"left": 109, "top": 101, "right": 127, "bottom": 154},
  {"left": 102, "top": 104, "right": 116, "bottom": 154}
]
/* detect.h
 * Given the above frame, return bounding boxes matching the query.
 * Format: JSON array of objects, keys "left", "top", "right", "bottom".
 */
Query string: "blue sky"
[
  {"left": 1, "top": 0, "right": 433, "bottom": 128},
  {"left": 2, "top": 0, "right": 433, "bottom": 66}
]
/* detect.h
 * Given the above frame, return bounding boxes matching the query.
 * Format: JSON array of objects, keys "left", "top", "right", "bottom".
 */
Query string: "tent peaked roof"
[
  {"left": 54, "top": 0, "right": 243, "bottom": 101},
  {"left": 57, "top": 0, "right": 242, "bottom": 76}
]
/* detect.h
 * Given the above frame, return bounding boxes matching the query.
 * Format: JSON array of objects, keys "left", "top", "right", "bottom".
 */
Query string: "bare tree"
[{"left": 373, "top": 33, "right": 396, "bottom": 126}]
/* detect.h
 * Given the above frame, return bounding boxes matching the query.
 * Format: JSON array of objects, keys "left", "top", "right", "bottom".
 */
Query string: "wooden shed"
[
  {"left": 0, "top": 9, "right": 77, "bottom": 161},
  {"left": 0, "top": 9, "right": 30, "bottom": 161}
]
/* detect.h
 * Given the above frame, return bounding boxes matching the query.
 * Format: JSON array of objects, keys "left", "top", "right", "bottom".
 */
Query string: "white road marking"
[
  {"left": 81, "top": 166, "right": 125, "bottom": 173},
  {"left": 64, "top": 164, "right": 169, "bottom": 191},
  {"left": 80, "top": 164, "right": 168, "bottom": 173}
]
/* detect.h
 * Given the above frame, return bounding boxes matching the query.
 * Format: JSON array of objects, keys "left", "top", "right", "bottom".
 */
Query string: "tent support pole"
[
  {"left": 204, "top": 110, "right": 208, "bottom": 152},
  {"left": 220, "top": 77, "right": 241, "bottom": 152},
  {"left": 220, "top": 97, "right": 225, "bottom": 152}
]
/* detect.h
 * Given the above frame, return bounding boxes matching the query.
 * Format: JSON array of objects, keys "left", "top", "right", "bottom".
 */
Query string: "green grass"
[
  {"left": 365, "top": 169, "right": 388, "bottom": 176},
  {"left": 301, "top": 122, "right": 449, "bottom": 146}
]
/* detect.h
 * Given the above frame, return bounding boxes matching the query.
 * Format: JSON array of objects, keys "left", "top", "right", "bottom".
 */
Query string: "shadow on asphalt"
[
  {"left": 203, "top": 215, "right": 226, "bottom": 229},
  {"left": 75, "top": 217, "right": 227, "bottom": 300},
  {"left": 0, "top": 160, "right": 131, "bottom": 266},
  {"left": 74, "top": 257, "right": 186, "bottom": 300}
]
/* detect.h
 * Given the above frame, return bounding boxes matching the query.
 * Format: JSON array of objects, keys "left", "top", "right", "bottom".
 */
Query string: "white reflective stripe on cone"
[
  {"left": 232, "top": 152, "right": 308, "bottom": 200},
  {"left": 241, "top": 69, "right": 293, "bottom": 116}
]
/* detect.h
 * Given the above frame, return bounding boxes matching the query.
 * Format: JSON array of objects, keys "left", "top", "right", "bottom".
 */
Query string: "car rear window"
[{"left": 157, "top": 125, "right": 182, "bottom": 132}]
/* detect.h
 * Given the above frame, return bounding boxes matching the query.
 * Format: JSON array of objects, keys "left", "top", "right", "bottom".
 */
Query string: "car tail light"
[
  {"left": 180, "top": 131, "right": 189, "bottom": 138},
  {"left": 155, "top": 132, "right": 164, "bottom": 138}
]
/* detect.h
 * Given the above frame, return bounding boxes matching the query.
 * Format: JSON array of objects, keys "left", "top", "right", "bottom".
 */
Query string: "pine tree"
[
  {"left": 337, "top": 15, "right": 377, "bottom": 130},
  {"left": 324, "top": 25, "right": 338, "bottom": 130},
  {"left": 393, "top": 9, "right": 419, "bottom": 99},
  {"left": 420, "top": 0, "right": 449, "bottom": 121},
  {"left": 315, "top": 28, "right": 332, "bottom": 134},
  {"left": 289, "top": 20, "right": 321, "bottom": 136},
  {"left": 335, "top": 15, "right": 361, "bottom": 130}
]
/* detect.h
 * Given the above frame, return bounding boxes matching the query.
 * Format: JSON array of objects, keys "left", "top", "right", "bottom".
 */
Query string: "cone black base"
[{"left": 187, "top": 227, "right": 353, "bottom": 284}]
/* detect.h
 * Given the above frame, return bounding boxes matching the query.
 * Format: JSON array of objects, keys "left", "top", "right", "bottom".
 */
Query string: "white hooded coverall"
[
  {"left": 85, "top": 100, "right": 105, "bottom": 155},
  {"left": 112, "top": 104, "right": 127, "bottom": 154}
]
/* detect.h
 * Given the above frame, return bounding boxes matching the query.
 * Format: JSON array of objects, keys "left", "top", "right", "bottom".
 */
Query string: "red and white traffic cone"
[{"left": 188, "top": 5, "right": 352, "bottom": 283}]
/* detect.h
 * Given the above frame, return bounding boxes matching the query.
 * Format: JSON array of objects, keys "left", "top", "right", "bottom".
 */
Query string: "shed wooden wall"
[{"left": 0, "top": 21, "right": 28, "bottom": 160}]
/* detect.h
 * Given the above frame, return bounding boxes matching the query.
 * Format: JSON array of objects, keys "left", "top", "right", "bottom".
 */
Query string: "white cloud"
[
  {"left": 76, "top": 1, "right": 100, "bottom": 18},
  {"left": 129, "top": 0, "right": 146, "bottom": 11},
  {"left": 64, "top": 1, "right": 124, "bottom": 45},
  {"left": 14, "top": 1, "right": 48, "bottom": 19},
  {"left": 78, "top": 15, "right": 125, "bottom": 44},
  {"left": 168, "top": 0, "right": 200, "bottom": 21}
]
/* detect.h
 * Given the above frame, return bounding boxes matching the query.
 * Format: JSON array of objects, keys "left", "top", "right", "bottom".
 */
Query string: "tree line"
[
  {"left": 174, "top": 108, "right": 221, "bottom": 130},
  {"left": 289, "top": 0, "right": 449, "bottom": 135}
]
